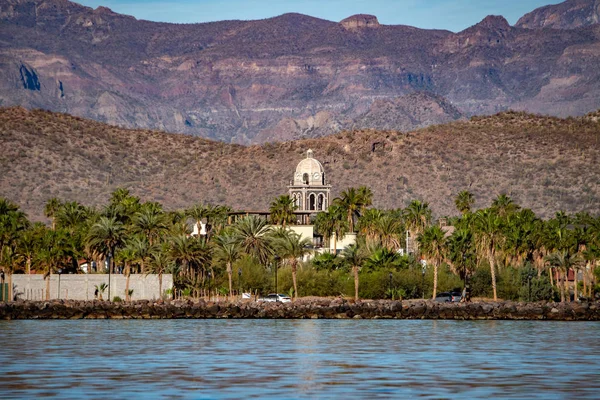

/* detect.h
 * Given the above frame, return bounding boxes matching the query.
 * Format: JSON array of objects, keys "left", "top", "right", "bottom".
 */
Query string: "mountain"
[
  {"left": 1, "top": 0, "right": 600, "bottom": 144},
  {"left": 516, "top": 0, "right": 600, "bottom": 30},
  {"left": 2, "top": 107, "right": 600, "bottom": 222}
]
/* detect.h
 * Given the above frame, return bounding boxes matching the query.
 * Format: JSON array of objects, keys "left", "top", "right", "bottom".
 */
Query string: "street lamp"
[
  {"left": 57, "top": 268, "right": 62, "bottom": 299},
  {"left": 107, "top": 251, "right": 112, "bottom": 302},
  {"left": 273, "top": 255, "right": 280, "bottom": 296},
  {"left": 207, "top": 271, "right": 212, "bottom": 301},
  {"left": 238, "top": 268, "right": 242, "bottom": 298}
]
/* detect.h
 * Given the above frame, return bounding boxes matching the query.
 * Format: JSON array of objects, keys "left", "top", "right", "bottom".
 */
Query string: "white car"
[{"left": 259, "top": 293, "right": 291, "bottom": 303}]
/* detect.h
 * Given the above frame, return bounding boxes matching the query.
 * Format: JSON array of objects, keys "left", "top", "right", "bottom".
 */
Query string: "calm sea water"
[{"left": 1, "top": 319, "right": 599, "bottom": 399}]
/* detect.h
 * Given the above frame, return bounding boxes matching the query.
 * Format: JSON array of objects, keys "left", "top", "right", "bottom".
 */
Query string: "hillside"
[
  {"left": 1, "top": 0, "right": 600, "bottom": 143},
  {"left": 516, "top": 0, "right": 600, "bottom": 29},
  {"left": 1, "top": 107, "right": 599, "bottom": 222}
]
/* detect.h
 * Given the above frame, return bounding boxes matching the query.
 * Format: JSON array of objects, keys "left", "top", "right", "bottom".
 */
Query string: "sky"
[{"left": 74, "top": 0, "right": 563, "bottom": 32}]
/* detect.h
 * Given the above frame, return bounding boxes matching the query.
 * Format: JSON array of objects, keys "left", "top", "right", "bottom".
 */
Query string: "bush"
[{"left": 112, "top": 296, "right": 122, "bottom": 302}]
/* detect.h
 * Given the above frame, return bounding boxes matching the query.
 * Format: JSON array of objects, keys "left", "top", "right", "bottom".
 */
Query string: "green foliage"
[
  {"left": 312, "top": 252, "right": 345, "bottom": 271},
  {"left": 113, "top": 296, "right": 123, "bottom": 302}
]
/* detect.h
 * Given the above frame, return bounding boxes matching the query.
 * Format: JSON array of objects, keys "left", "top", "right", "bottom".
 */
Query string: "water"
[{"left": 1, "top": 320, "right": 599, "bottom": 399}]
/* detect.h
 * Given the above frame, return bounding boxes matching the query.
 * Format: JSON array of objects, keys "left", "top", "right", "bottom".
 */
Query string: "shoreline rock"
[{"left": 0, "top": 299, "right": 599, "bottom": 321}]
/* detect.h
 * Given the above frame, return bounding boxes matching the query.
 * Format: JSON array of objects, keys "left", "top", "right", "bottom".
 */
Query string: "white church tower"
[{"left": 288, "top": 149, "right": 331, "bottom": 212}]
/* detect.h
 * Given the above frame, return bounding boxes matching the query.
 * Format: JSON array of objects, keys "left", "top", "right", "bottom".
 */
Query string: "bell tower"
[{"left": 288, "top": 149, "right": 331, "bottom": 212}]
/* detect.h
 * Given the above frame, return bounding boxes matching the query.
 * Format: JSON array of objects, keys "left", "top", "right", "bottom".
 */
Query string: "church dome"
[{"left": 293, "top": 149, "right": 325, "bottom": 185}]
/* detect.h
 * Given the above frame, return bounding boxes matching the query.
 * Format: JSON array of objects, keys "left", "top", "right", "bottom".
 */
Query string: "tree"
[
  {"left": 342, "top": 243, "right": 366, "bottom": 301},
  {"left": 403, "top": 200, "right": 432, "bottom": 253},
  {"left": 315, "top": 205, "right": 348, "bottom": 254},
  {"left": 545, "top": 251, "right": 581, "bottom": 302},
  {"left": 213, "top": 231, "right": 242, "bottom": 300},
  {"left": 116, "top": 245, "right": 137, "bottom": 301},
  {"left": 447, "top": 228, "right": 474, "bottom": 282},
  {"left": 134, "top": 207, "right": 169, "bottom": 246},
  {"left": 87, "top": 216, "right": 126, "bottom": 274},
  {"left": 491, "top": 194, "right": 519, "bottom": 217},
  {"left": 333, "top": 187, "right": 371, "bottom": 233},
  {"left": 37, "top": 228, "right": 73, "bottom": 300},
  {"left": 273, "top": 230, "right": 312, "bottom": 300},
  {"left": 473, "top": 209, "right": 505, "bottom": 301},
  {"left": 44, "top": 197, "right": 63, "bottom": 231},
  {"left": 269, "top": 195, "right": 297, "bottom": 227},
  {"left": 147, "top": 244, "right": 174, "bottom": 299},
  {"left": 418, "top": 225, "right": 447, "bottom": 299},
  {"left": 0, "top": 198, "right": 30, "bottom": 300},
  {"left": 455, "top": 190, "right": 475, "bottom": 215},
  {"left": 233, "top": 216, "right": 274, "bottom": 265}
]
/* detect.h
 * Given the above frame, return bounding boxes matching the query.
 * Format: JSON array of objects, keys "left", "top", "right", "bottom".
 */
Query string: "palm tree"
[
  {"left": 447, "top": 228, "right": 474, "bottom": 282},
  {"left": 455, "top": 190, "right": 475, "bottom": 215},
  {"left": 403, "top": 200, "right": 432, "bottom": 254},
  {"left": 213, "top": 231, "right": 242, "bottom": 300},
  {"left": 333, "top": 187, "right": 365, "bottom": 233},
  {"left": 170, "top": 235, "right": 212, "bottom": 278},
  {"left": 418, "top": 225, "right": 447, "bottom": 299},
  {"left": 491, "top": 194, "right": 519, "bottom": 217},
  {"left": 0, "top": 199, "right": 30, "bottom": 300},
  {"left": 273, "top": 230, "right": 312, "bottom": 300},
  {"left": 473, "top": 209, "right": 504, "bottom": 301},
  {"left": 342, "top": 243, "right": 366, "bottom": 301},
  {"left": 357, "top": 186, "right": 373, "bottom": 214},
  {"left": 545, "top": 251, "right": 581, "bottom": 302},
  {"left": 315, "top": 205, "right": 348, "bottom": 254},
  {"left": 116, "top": 245, "right": 137, "bottom": 301},
  {"left": 269, "top": 195, "right": 297, "bottom": 227},
  {"left": 232, "top": 216, "right": 274, "bottom": 265},
  {"left": 134, "top": 207, "right": 169, "bottom": 246},
  {"left": 186, "top": 204, "right": 211, "bottom": 237},
  {"left": 147, "top": 244, "right": 174, "bottom": 299},
  {"left": 87, "top": 216, "right": 126, "bottom": 274},
  {"left": 44, "top": 197, "right": 62, "bottom": 230},
  {"left": 37, "top": 228, "right": 73, "bottom": 300}
]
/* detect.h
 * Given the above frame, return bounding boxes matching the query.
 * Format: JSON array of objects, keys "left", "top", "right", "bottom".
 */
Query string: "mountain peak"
[
  {"left": 340, "top": 14, "right": 380, "bottom": 29},
  {"left": 516, "top": 0, "right": 600, "bottom": 30},
  {"left": 475, "top": 15, "right": 511, "bottom": 30}
]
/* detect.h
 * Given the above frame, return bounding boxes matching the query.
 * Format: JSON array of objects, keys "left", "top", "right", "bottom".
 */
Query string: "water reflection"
[{"left": 1, "top": 320, "right": 599, "bottom": 398}]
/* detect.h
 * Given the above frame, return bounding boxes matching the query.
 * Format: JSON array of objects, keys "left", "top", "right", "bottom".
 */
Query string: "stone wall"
[
  {"left": 11, "top": 274, "right": 173, "bottom": 301},
  {"left": 1, "top": 299, "right": 599, "bottom": 320}
]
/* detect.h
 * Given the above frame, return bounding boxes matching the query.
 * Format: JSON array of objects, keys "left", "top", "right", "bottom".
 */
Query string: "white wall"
[{"left": 12, "top": 274, "right": 173, "bottom": 301}]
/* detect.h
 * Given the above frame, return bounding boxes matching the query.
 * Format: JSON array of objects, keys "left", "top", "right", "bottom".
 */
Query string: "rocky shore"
[{"left": 1, "top": 299, "right": 599, "bottom": 320}]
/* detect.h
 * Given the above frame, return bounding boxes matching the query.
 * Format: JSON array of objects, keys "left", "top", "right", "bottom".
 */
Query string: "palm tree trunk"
[
  {"left": 489, "top": 249, "right": 498, "bottom": 301},
  {"left": 156, "top": 273, "right": 162, "bottom": 299},
  {"left": 332, "top": 235, "right": 337, "bottom": 254},
  {"left": 565, "top": 269, "right": 570, "bottom": 302},
  {"left": 26, "top": 256, "right": 31, "bottom": 275},
  {"left": 227, "top": 261, "right": 233, "bottom": 301},
  {"left": 432, "top": 261, "right": 439, "bottom": 300},
  {"left": 8, "top": 272, "right": 13, "bottom": 301},
  {"left": 353, "top": 265, "right": 359, "bottom": 301},
  {"left": 125, "top": 264, "right": 130, "bottom": 301},
  {"left": 559, "top": 269, "right": 565, "bottom": 303},
  {"left": 45, "top": 272, "right": 51, "bottom": 300},
  {"left": 549, "top": 267, "right": 554, "bottom": 287},
  {"left": 292, "top": 261, "right": 298, "bottom": 301},
  {"left": 573, "top": 267, "right": 578, "bottom": 301}
]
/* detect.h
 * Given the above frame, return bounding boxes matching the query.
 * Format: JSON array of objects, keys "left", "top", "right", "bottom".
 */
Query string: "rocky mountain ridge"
[
  {"left": 1, "top": 0, "right": 600, "bottom": 143},
  {"left": 2, "top": 107, "right": 599, "bottom": 222}
]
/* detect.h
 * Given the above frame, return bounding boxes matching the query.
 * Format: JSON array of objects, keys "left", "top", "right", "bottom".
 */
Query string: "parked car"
[
  {"left": 258, "top": 293, "right": 291, "bottom": 303},
  {"left": 434, "top": 292, "right": 452, "bottom": 302},
  {"left": 450, "top": 291, "right": 462, "bottom": 303}
]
